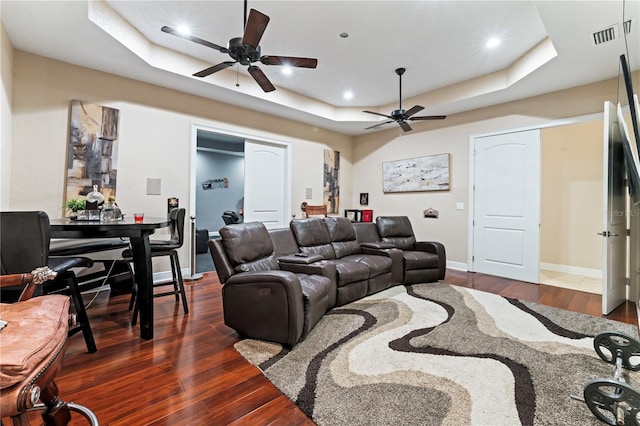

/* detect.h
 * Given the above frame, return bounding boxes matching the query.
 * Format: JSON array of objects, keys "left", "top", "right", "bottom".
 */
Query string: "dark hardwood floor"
[{"left": 27, "top": 269, "right": 638, "bottom": 425}]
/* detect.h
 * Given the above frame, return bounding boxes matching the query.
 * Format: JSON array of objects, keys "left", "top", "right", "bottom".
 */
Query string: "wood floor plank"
[{"left": 7, "top": 269, "right": 634, "bottom": 425}]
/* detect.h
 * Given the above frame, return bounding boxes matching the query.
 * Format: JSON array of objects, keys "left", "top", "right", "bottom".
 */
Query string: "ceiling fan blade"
[
  {"left": 260, "top": 56, "right": 318, "bottom": 68},
  {"left": 399, "top": 121, "right": 413, "bottom": 132},
  {"left": 363, "top": 110, "right": 394, "bottom": 119},
  {"left": 364, "top": 120, "right": 394, "bottom": 130},
  {"left": 409, "top": 115, "right": 447, "bottom": 121},
  {"left": 404, "top": 105, "right": 425, "bottom": 118},
  {"left": 161, "top": 26, "right": 228, "bottom": 53},
  {"left": 242, "top": 9, "right": 270, "bottom": 49},
  {"left": 248, "top": 66, "right": 276, "bottom": 92},
  {"left": 193, "top": 61, "right": 237, "bottom": 78}
]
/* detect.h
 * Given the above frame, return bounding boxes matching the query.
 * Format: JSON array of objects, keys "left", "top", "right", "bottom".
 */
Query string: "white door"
[
  {"left": 244, "top": 140, "right": 290, "bottom": 229},
  {"left": 602, "top": 102, "right": 627, "bottom": 314},
  {"left": 472, "top": 129, "right": 541, "bottom": 283}
]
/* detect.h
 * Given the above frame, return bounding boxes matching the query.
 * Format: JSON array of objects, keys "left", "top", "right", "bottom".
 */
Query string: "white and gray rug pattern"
[{"left": 235, "top": 283, "right": 639, "bottom": 425}]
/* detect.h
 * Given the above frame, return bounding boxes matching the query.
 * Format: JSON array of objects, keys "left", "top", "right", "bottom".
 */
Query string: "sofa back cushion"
[
  {"left": 376, "top": 216, "right": 416, "bottom": 250},
  {"left": 269, "top": 227, "right": 299, "bottom": 257},
  {"left": 353, "top": 222, "right": 381, "bottom": 244},
  {"left": 220, "top": 222, "right": 279, "bottom": 273},
  {"left": 290, "top": 218, "right": 336, "bottom": 259},
  {"left": 324, "top": 217, "right": 360, "bottom": 258}
]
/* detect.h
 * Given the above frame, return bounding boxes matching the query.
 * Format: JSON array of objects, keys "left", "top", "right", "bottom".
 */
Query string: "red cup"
[{"left": 133, "top": 213, "right": 144, "bottom": 223}]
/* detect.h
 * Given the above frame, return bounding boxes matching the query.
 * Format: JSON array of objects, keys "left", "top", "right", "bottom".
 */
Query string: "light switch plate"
[
  {"left": 456, "top": 202, "right": 465, "bottom": 210},
  {"left": 305, "top": 188, "right": 313, "bottom": 199},
  {"left": 147, "top": 178, "right": 161, "bottom": 195}
]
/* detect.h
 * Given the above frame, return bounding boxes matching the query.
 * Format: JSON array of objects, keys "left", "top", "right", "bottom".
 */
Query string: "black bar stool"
[{"left": 124, "top": 208, "right": 189, "bottom": 325}]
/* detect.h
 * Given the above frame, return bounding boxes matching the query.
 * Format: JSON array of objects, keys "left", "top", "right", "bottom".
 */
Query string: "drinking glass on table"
[{"left": 133, "top": 213, "right": 144, "bottom": 223}]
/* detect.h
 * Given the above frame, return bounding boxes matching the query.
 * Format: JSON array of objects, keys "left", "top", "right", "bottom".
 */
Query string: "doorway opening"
[
  {"left": 470, "top": 117, "right": 605, "bottom": 296},
  {"left": 195, "top": 130, "right": 245, "bottom": 273},
  {"left": 539, "top": 120, "right": 604, "bottom": 295},
  {"left": 191, "top": 125, "right": 292, "bottom": 274}
]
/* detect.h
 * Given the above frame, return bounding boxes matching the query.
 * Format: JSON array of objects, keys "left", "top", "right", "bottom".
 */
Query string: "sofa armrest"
[
  {"left": 361, "top": 246, "right": 404, "bottom": 284},
  {"left": 279, "top": 260, "right": 338, "bottom": 308},
  {"left": 415, "top": 241, "right": 447, "bottom": 280},
  {"left": 223, "top": 270, "right": 305, "bottom": 346}
]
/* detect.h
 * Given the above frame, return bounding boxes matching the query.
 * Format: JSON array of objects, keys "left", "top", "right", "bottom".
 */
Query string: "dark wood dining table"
[{"left": 50, "top": 216, "right": 171, "bottom": 340}]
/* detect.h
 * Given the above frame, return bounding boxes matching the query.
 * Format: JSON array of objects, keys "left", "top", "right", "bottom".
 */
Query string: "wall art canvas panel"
[
  {"left": 323, "top": 149, "right": 340, "bottom": 213},
  {"left": 383, "top": 153, "right": 450, "bottom": 193},
  {"left": 65, "top": 100, "right": 120, "bottom": 202}
]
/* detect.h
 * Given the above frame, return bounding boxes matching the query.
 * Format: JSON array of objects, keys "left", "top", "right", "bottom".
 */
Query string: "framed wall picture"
[
  {"left": 323, "top": 149, "right": 340, "bottom": 213},
  {"left": 65, "top": 100, "right": 120, "bottom": 203},
  {"left": 382, "top": 153, "right": 450, "bottom": 193},
  {"left": 359, "top": 192, "right": 369, "bottom": 205}
]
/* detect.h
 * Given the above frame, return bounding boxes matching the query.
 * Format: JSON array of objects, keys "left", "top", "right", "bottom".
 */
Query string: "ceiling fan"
[
  {"left": 363, "top": 68, "right": 446, "bottom": 132},
  {"left": 161, "top": 0, "right": 318, "bottom": 93}
]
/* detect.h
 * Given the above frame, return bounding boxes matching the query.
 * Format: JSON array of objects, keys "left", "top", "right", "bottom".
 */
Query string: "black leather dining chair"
[
  {"left": 124, "top": 207, "right": 189, "bottom": 325},
  {"left": 0, "top": 211, "right": 98, "bottom": 353}
]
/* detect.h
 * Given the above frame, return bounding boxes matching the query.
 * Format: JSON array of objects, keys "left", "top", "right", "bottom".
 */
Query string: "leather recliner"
[
  {"left": 209, "top": 221, "right": 334, "bottom": 346},
  {"left": 290, "top": 217, "right": 401, "bottom": 306},
  {"left": 375, "top": 216, "right": 446, "bottom": 284}
]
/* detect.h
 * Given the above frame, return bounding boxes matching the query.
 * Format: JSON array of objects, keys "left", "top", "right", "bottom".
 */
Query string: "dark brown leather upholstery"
[
  {"left": 210, "top": 222, "right": 332, "bottom": 346},
  {"left": 376, "top": 216, "right": 446, "bottom": 284},
  {"left": 290, "top": 217, "right": 401, "bottom": 306}
]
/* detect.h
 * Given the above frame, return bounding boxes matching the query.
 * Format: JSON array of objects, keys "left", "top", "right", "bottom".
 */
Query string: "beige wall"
[
  {"left": 1, "top": 23, "right": 13, "bottom": 208},
  {"left": 5, "top": 50, "right": 353, "bottom": 269},
  {"left": 540, "top": 121, "right": 604, "bottom": 271},
  {"left": 352, "top": 77, "right": 626, "bottom": 267},
  {"left": 352, "top": 115, "right": 548, "bottom": 267},
  {"left": 4, "top": 35, "right": 638, "bottom": 275}
]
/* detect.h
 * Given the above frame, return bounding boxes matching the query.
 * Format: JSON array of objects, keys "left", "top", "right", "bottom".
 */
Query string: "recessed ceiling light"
[
  {"left": 340, "top": 32, "right": 349, "bottom": 38},
  {"left": 177, "top": 25, "right": 191, "bottom": 36},
  {"left": 281, "top": 66, "right": 292, "bottom": 75},
  {"left": 343, "top": 91, "right": 353, "bottom": 100},
  {"left": 486, "top": 37, "right": 501, "bottom": 48}
]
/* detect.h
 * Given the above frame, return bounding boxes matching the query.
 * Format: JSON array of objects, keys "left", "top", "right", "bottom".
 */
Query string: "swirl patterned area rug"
[{"left": 234, "top": 282, "right": 640, "bottom": 425}]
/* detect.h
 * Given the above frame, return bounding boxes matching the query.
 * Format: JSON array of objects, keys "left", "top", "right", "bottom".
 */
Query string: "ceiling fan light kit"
[
  {"left": 363, "top": 67, "right": 446, "bottom": 132},
  {"left": 161, "top": 0, "right": 318, "bottom": 93}
]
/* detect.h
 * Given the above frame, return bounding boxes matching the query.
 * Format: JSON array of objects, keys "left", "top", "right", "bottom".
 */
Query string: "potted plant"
[{"left": 65, "top": 198, "right": 86, "bottom": 217}]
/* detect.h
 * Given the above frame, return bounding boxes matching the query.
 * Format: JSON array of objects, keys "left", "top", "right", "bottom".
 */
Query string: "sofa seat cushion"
[
  {"left": 342, "top": 254, "right": 392, "bottom": 278},
  {"left": 323, "top": 259, "right": 369, "bottom": 286},
  {"left": 404, "top": 250, "right": 440, "bottom": 270}
]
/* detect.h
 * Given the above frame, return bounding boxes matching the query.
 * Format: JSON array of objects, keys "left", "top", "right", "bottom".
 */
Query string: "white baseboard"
[
  {"left": 447, "top": 261, "right": 467, "bottom": 271},
  {"left": 153, "top": 268, "right": 191, "bottom": 284},
  {"left": 540, "top": 262, "right": 601, "bottom": 279}
]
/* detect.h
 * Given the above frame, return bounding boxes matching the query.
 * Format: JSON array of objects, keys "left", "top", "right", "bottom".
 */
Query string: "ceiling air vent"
[{"left": 591, "top": 24, "right": 618, "bottom": 46}]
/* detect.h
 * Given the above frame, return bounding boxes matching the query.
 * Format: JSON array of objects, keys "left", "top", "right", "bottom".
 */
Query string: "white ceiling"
[{"left": 1, "top": 0, "right": 638, "bottom": 135}]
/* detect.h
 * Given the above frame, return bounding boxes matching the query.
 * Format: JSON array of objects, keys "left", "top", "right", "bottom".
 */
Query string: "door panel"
[
  {"left": 243, "top": 140, "right": 289, "bottom": 229},
  {"left": 602, "top": 102, "right": 627, "bottom": 314},
  {"left": 473, "top": 130, "right": 540, "bottom": 283}
]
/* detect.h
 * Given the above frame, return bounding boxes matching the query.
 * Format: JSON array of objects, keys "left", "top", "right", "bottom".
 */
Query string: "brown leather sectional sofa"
[{"left": 209, "top": 215, "right": 446, "bottom": 346}]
